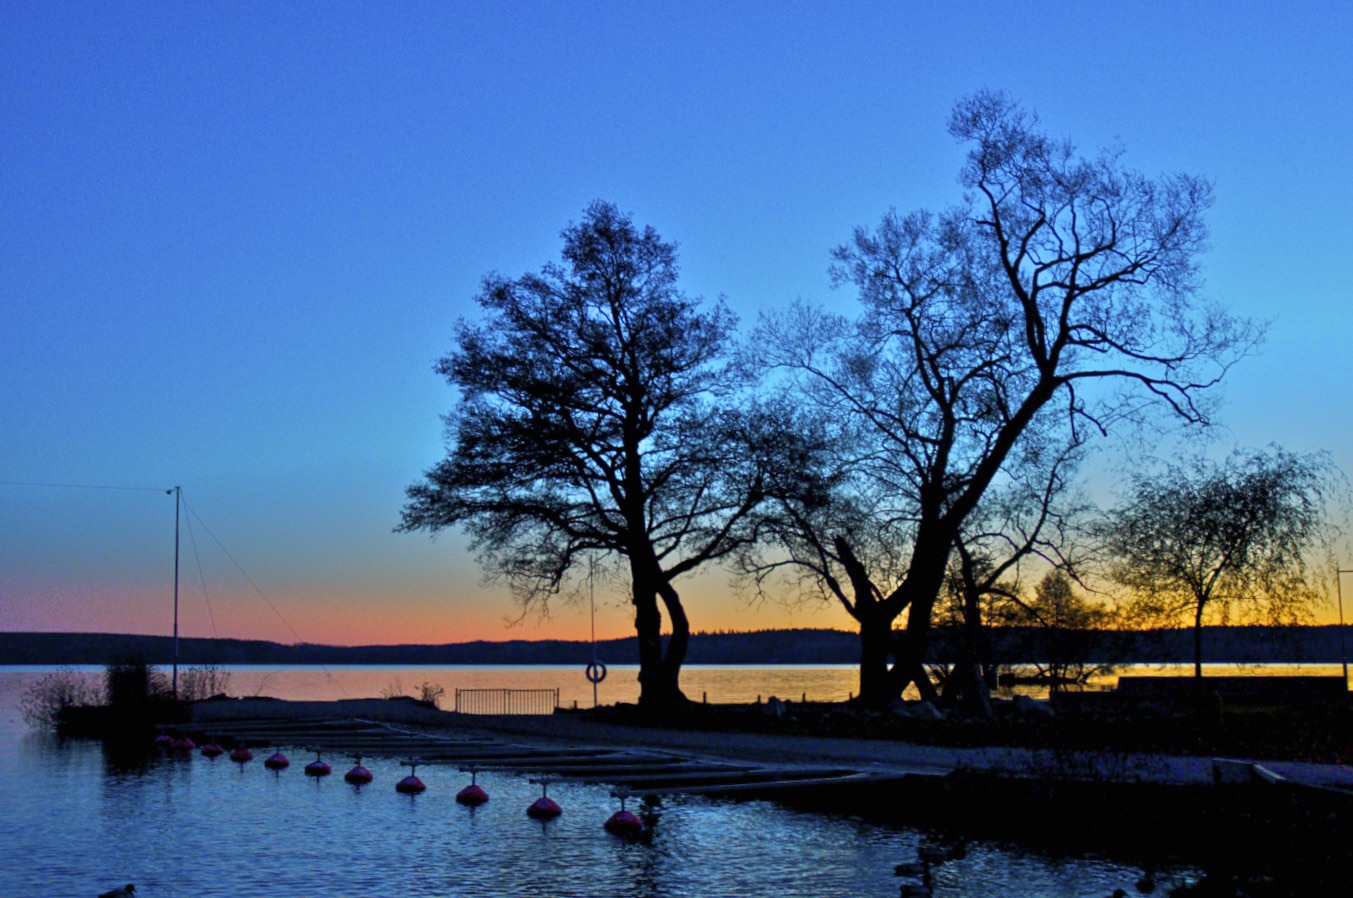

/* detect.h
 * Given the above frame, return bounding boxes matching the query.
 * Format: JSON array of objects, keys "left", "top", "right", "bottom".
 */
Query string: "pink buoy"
[
  {"left": 264, "top": 751, "right": 290, "bottom": 770},
  {"left": 172, "top": 737, "right": 196, "bottom": 753},
  {"left": 527, "top": 796, "right": 562, "bottom": 819},
  {"left": 201, "top": 742, "right": 224, "bottom": 759},
  {"left": 395, "top": 763, "right": 425, "bottom": 794},
  {"left": 153, "top": 733, "right": 174, "bottom": 749},
  {"left": 229, "top": 747, "right": 254, "bottom": 764},
  {"left": 604, "top": 808, "right": 645, "bottom": 837},
  {"left": 396, "top": 774, "right": 426, "bottom": 794},
  {"left": 304, "top": 753, "right": 331, "bottom": 777},
  {"left": 345, "top": 757, "right": 373, "bottom": 785},
  {"left": 456, "top": 769, "right": 488, "bottom": 806},
  {"left": 527, "top": 781, "right": 561, "bottom": 818}
]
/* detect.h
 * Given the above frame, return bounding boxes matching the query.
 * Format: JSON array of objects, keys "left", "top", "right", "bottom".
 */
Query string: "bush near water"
[{"left": 21, "top": 660, "right": 230, "bottom": 737}]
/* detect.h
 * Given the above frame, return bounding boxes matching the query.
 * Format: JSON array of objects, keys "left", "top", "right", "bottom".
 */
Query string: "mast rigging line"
[
  {"left": 181, "top": 502, "right": 220, "bottom": 641},
  {"left": 5, "top": 478, "right": 347, "bottom": 700},
  {"left": 177, "top": 494, "right": 348, "bottom": 699}
]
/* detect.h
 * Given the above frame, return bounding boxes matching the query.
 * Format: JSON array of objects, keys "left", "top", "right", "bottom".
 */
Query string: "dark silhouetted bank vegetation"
[{"left": 4, "top": 624, "right": 1350, "bottom": 668}]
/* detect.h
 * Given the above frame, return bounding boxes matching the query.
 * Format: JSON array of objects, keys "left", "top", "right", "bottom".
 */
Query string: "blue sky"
[{"left": 3, "top": 1, "right": 1350, "bottom": 645}]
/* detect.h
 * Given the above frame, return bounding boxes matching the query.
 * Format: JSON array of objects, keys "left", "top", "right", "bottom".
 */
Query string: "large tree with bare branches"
[
  {"left": 400, "top": 201, "right": 771, "bottom": 709},
  {"left": 746, "top": 91, "right": 1260, "bottom": 706}
]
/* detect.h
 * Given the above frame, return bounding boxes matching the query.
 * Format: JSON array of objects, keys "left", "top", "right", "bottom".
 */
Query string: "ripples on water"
[
  {"left": 0, "top": 734, "right": 1165, "bottom": 898},
  {"left": 0, "top": 669, "right": 1217, "bottom": 896}
]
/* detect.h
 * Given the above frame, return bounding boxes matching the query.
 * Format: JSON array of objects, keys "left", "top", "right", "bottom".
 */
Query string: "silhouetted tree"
[
  {"left": 997, "top": 569, "right": 1116, "bottom": 690},
  {"left": 940, "top": 439, "right": 1090, "bottom": 711},
  {"left": 747, "top": 90, "right": 1259, "bottom": 706},
  {"left": 1098, "top": 446, "right": 1340, "bottom": 679},
  {"left": 399, "top": 201, "right": 771, "bottom": 709}
]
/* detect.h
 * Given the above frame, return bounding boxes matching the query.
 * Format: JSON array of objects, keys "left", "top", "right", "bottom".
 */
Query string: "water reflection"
[
  {"left": 0, "top": 670, "right": 1239, "bottom": 896},
  {"left": 1, "top": 662, "right": 1345, "bottom": 710},
  {"left": 102, "top": 740, "right": 160, "bottom": 776},
  {"left": 0, "top": 726, "right": 1202, "bottom": 897}
]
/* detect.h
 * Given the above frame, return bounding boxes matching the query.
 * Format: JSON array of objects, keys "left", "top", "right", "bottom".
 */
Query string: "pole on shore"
[
  {"left": 589, "top": 557, "right": 598, "bottom": 709},
  {"left": 1337, "top": 568, "right": 1351, "bottom": 693},
  {"left": 169, "top": 485, "right": 181, "bottom": 700}
]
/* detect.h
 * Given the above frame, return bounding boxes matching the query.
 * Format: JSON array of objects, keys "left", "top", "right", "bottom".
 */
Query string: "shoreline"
[
  {"left": 172, "top": 697, "right": 1353, "bottom": 894},
  {"left": 189, "top": 696, "right": 1353, "bottom": 790}
]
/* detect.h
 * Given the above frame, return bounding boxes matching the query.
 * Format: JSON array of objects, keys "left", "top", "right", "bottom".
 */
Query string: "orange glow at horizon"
[
  {"left": 0, "top": 576, "right": 863, "bottom": 647},
  {"left": 5, "top": 562, "right": 1347, "bottom": 647}
]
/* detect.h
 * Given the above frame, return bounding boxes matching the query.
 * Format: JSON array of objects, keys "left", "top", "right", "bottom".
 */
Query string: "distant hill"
[
  {"left": 0, "top": 628, "right": 857, "bottom": 666},
  {"left": 1, "top": 625, "right": 1349, "bottom": 666}
]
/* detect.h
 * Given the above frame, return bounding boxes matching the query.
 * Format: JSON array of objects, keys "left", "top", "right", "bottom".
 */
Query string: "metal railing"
[{"left": 454, "top": 687, "right": 560, "bottom": 716}]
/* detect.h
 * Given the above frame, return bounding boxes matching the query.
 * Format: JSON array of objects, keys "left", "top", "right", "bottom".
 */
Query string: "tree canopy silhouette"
[
  {"left": 745, "top": 90, "right": 1260, "bottom": 705},
  {"left": 399, "top": 201, "right": 771, "bottom": 709},
  {"left": 1098, "top": 446, "right": 1340, "bottom": 679}
]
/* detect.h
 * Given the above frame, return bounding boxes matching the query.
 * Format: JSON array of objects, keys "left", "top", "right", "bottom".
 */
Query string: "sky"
[{"left": 2, "top": 1, "right": 1351, "bottom": 647}]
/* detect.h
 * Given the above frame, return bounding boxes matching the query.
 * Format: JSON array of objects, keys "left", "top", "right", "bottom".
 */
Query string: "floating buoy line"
[
  {"left": 152, "top": 715, "right": 906, "bottom": 842},
  {"left": 147, "top": 721, "right": 669, "bottom": 837}
]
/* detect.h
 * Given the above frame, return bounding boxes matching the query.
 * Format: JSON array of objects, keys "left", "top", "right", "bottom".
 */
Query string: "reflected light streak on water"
[
  {"left": 4, "top": 661, "right": 1336, "bottom": 709},
  {"left": 139, "top": 661, "right": 1353, "bottom": 707}
]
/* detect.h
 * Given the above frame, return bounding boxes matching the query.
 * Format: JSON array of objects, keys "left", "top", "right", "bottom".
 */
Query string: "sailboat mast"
[{"left": 172, "top": 485, "right": 180, "bottom": 699}]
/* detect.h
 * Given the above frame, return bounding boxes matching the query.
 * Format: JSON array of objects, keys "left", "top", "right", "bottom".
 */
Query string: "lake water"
[
  {"left": 8, "top": 663, "right": 1327, "bottom": 897},
  {"left": 9, "top": 660, "right": 1341, "bottom": 708}
]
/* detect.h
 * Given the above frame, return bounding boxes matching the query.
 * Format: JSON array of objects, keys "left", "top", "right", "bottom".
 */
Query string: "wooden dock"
[{"left": 181, "top": 715, "right": 926, "bottom": 799}]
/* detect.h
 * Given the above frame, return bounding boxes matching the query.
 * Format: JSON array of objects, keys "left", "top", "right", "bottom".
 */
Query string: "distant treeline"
[{"left": 1, "top": 626, "right": 1350, "bottom": 667}]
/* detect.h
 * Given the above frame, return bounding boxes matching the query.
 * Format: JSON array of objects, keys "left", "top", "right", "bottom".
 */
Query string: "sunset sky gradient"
[{"left": 3, "top": 2, "right": 1351, "bottom": 646}]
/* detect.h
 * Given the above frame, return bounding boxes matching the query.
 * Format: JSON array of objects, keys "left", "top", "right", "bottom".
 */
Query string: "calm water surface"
[
  {"left": 23, "top": 660, "right": 1337, "bottom": 707},
  {"left": 0, "top": 666, "right": 1276, "bottom": 897}
]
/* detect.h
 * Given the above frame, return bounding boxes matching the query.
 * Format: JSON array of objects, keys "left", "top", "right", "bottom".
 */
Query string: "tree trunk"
[
  {"left": 889, "top": 638, "right": 940, "bottom": 704},
  {"left": 630, "top": 553, "right": 690, "bottom": 711},
  {"left": 835, "top": 534, "right": 934, "bottom": 707},
  {"left": 1193, "top": 600, "right": 1205, "bottom": 681},
  {"left": 887, "top": 573, "right": 944, "bottom": 705},
  {"left": 855, "top": 618, "right": 941, "bottom": 707},
  {"left": 855, "top": 609, "right": 895, "bottom": 706},
  {"left": 942, "top": 583, "right": 993, "bottom": 716},
  {"left": 942, "top": 658, "right": 991, "bottom": 716},
  {"left": 655, "top": 580, "right": 691, "bottom": 707},
  {"left": 630, "top": 559, "right": 667, "bottom": 709}
]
